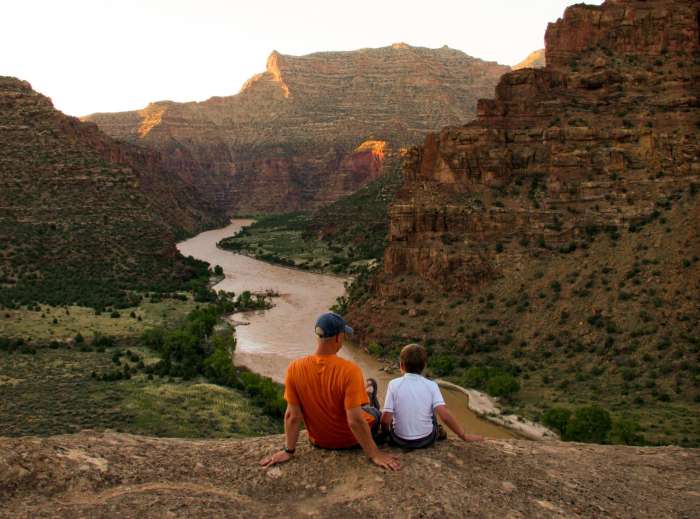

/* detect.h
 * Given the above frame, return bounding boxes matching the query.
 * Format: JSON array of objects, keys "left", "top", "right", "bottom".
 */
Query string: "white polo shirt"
[{"left": 382, "top": 373, "right": 445, "bottom": 440}]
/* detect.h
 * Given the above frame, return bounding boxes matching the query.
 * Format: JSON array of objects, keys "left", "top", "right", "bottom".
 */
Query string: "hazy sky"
[{"left": 1, "top": 0, "right": 603, "bottom": 117}]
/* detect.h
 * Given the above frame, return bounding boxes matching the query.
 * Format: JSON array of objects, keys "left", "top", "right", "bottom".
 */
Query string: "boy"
[{"left": 380, "top": 344, "right": 483, "bottom": 448}]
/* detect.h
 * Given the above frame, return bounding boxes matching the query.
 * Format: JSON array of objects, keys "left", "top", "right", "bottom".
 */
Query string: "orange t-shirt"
[{"left": 284, "top": 354, "right": 373, "bottom": 449}]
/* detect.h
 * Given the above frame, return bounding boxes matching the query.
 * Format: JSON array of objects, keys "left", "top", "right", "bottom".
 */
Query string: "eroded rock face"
[
  {"left": 382, "top": 0, "right": 699, "bottom": 288},
  {"left": 84, "top": 45, "right": 510, "bottom": 214},
  {"left": 0, "top": 431, "right": 698, "bottom": 518}
]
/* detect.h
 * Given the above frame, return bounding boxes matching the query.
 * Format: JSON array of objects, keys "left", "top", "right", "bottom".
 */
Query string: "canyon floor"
[{"left": 1, "top": 431, "right": 698, "bottom": 518}]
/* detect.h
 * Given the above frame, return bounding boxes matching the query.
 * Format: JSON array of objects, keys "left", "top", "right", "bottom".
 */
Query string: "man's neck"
[{"left": 314, "top": 344, "right": 339, "bottom": 356}]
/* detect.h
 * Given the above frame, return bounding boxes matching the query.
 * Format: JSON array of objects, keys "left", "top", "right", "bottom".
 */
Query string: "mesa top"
[
  {"left": 284, "top": 354, "right": 372, "bottom": 449},
  {"left": 383, "top": 373, "right": 445, "bottom": 440}
]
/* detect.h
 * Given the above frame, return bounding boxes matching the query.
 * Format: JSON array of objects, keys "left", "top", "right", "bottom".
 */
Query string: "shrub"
[
  {"left": 610, "top": 418, "right": 644, "bottom": 445},
  {"left": 92, "top": 334, "right": 115, "bottom": 349},
  {"left": 367, "top": 341, "right": 382, "bottom": 356},
  {"left": 429, "top": 354, "right": 456, "bottom": 377},
  {"left": 462, "top": 367, "right": 489, "bottom": 388},
  {"left": 486, "top": 374, "right": 520, "bottom": 398},
  {"left": 203, "top": 335, "right": 238, "bottom": 387},
  {"left": 541, "top": 407, "right": 572, "bottom": 435},
  {"left": 564, "top": 405, "right": 612, "bottom": 443},
  {"left": 239, "top": 371, "right": 286, "bottom": 418}
]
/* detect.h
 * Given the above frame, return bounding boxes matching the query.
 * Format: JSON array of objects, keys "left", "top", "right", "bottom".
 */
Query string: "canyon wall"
[
  {"left": 344, "top": 0, "right": 699, "bottom": 441},
  {"left": 84, "top": 45, "right": 510, "bottom": 214},
  {"left": 383, "top": 0, "right": 699, "bottom": 288}
]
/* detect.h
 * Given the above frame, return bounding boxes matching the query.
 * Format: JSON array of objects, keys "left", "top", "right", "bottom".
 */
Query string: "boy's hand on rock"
[
  {"left": 260, "top": 450, "right": 292, "bottom": 468},
  {"left": 371, "top": 452, "right": 401, "bottom": 471},
  {"left": 461, "top": 433, "right": 484, "bottom": 442}
]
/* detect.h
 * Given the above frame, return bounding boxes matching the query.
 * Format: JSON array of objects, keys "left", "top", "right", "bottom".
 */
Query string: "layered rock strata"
[
  {"left": 383, "top": 0, "right": 699, "bottom": 288},
  {"left": 85, "top": 45, "right": 510, "bottom": 214}
]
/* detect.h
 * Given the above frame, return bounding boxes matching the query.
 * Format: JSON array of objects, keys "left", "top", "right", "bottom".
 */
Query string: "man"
[{"left": 260, "top": 312, "right": 400, "bottom": 470}]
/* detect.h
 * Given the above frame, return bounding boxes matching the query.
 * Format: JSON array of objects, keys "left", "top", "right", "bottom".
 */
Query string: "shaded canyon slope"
[
  {"left": 346, "top": 0, "right": 700, "bottom": 444},
  {"left": 0, "top": 77, "right": 223, "bottom": 308},
  {"left": 84, "top": 44, "right": 510, "bottom": 214},
  {"left": 1, "top": 431, "right": 698, "bottom": 518}
]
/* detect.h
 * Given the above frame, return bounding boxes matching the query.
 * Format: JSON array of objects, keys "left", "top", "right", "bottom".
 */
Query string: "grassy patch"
[
  {"left": 0, "top": 347, "right": 280, "bottom": 438},
  {"left": 0, "top": 297, "right": 199, "bottom": 342}
]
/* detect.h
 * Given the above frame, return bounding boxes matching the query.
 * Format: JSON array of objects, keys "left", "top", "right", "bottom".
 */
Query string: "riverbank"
[
  {"left": 179, "top": 220, "right": 517, "bottom": 440},
  {"left": 215, "top": 243, "right": 352, "bottom": 280},
  {"left": 436, "top": 380, "right": 557, "bottom": 441}
]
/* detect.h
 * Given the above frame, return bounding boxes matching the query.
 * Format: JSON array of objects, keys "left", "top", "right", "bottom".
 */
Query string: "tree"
[{"left": 564, "top": 405, "right": 612, "bottom": 443}]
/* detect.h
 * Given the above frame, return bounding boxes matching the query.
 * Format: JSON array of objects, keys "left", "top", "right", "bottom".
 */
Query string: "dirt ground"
[{"left": 1, "top": 431, "right": 698, "bottom": 518}]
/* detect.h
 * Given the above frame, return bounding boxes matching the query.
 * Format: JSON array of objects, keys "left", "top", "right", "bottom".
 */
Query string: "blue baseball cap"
[{"left": 314, "top": 312, "right": 353, "bottom": 338}]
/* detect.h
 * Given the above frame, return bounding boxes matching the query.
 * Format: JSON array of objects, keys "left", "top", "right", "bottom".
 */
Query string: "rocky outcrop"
[
  {"left": 0, "top": 77, "right": 222, "bottom": 307},
  {"left": 84, "top": 45, "right": 510, "bottom": 214},
  {"left": 382, "top": 0, "right": 699, "bottom": 287},
  {"left": 512, "top": 49, "right": 546, "bottom": 70},
  {"left": 0, "top": 431, "right": 698, "bottom": 518},
  {"left": 343, "top": 0, "right": 699, "bottom": 445}
]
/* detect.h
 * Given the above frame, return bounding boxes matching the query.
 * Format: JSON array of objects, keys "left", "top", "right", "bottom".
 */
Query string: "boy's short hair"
[{"left": 400, "top": 343, "right": 428, "bottom": 374}]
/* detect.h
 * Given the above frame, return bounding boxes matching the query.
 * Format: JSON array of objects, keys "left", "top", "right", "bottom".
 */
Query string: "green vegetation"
[
  {"left": 347, "top": 194, "right": 700, "bottom": 447},
  {"left": 0, "top": 345, "right": 280, "bottom": 438},
  {"left": 0, "top": 284, "right": 284, "bottom": 437},
  {"left": 219, "top": 166, "right": 402, "bottom": 274},
  {"left": 0, "top": 80, "right": 223, "bottom": 310},
  {"left": 0, "top": 297, "right": 200, "bottom": 342},
  {"left": 542, "top": 405, "right": 645, "bottom": 445}
]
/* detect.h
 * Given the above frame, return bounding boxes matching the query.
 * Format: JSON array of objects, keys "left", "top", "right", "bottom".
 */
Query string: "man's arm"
[
  {"left": 260, "top": 403, "right": 303, "bottom": 467},
  {"left": 435, "top": 405, "right": 483, "bottom": 441},
  {"left": 346, "top": 406, "right": 400, "bottom": 471}
]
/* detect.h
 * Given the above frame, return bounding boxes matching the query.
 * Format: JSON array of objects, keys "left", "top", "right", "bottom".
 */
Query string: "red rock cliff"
[{"left": 382, "top": 0, "right": 699, "bottom": 288}]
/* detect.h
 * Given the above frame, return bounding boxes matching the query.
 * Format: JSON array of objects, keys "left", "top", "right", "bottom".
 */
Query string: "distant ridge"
[
  {"left": 84, "top": 44, "right": 510, "bottom": 214},
  {"left": 512, "top": 49, "right": 546, "bottom": 70}
]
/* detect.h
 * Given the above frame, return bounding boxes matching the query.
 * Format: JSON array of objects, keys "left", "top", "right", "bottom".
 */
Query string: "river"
[{"left": 177, "top": 220, "right": 514, "bottom": 439}]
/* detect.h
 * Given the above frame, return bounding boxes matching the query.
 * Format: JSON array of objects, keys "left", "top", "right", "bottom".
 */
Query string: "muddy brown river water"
[{"left": 177, "top": 220, "right": 513, "bottom": 439}]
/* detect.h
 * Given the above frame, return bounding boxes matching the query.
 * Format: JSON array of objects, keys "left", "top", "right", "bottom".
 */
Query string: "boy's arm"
[
  {"left": 435, "top": 405, "right": 483, "bottom": 441},
  {"left": 380, "top": 382, "right": 395, "bottom": 432},
  {"left": 380, "top": 411, "right": 393, "bottom": 431}
]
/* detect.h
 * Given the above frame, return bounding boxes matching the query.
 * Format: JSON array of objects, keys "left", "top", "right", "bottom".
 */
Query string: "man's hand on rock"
[
  {"left": 371, "top": 452, "right": 401, "bottom": 471},
  {"left": 460, "top": 433, "right": 484, "bottom": 442},
  {"left": 260, "top": 450, "right": 292, "bottom": 468}
]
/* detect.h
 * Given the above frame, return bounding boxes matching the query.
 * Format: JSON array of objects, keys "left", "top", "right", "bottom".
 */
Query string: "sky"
[{"left": 1, "top": 0, "right": 604, "bottom": 117}]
